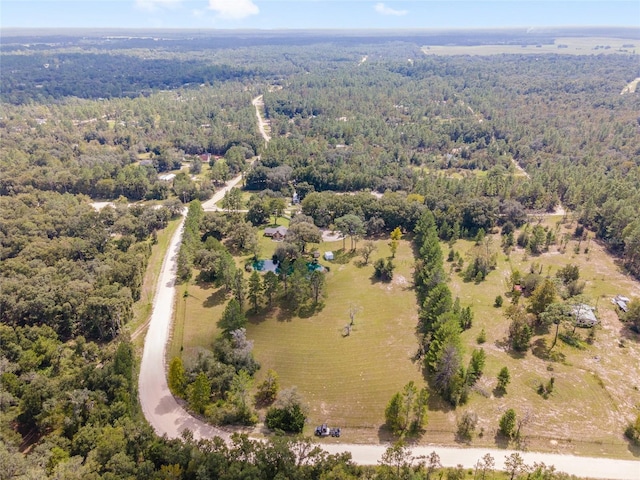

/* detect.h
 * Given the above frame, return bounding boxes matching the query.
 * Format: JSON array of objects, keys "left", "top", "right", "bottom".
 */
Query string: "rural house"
[{"left": 264, "top": 226, "right": 288, "bottom": 241}]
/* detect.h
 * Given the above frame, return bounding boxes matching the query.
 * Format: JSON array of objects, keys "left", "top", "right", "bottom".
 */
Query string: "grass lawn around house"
[
  {"left": 249, "top": 237, "right": 424, "bottom": 441},
  {"left": 169, "top": 235, "right": 426, "bottom": 442},
  {"left": 168, "top": 210, "right": 640, "bottom": 458}
]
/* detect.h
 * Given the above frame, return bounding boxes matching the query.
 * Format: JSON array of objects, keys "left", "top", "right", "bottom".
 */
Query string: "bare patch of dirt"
[{"left": 321, "top": 229, "right": 345, "bottom": 242}]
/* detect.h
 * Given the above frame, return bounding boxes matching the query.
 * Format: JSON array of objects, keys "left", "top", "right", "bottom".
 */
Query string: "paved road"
[{"left": 137, "top": 94, "right": 640, "bottom": 479}]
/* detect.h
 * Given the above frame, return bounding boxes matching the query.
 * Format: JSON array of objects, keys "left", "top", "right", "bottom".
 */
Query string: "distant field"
[{"left": 422, "top": 37, "right": 639, "bottom": 55}]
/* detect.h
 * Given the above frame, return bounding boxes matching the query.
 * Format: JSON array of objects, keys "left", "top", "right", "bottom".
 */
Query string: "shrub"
[
  {"left": 494, "top": 295, "right": 503, "bottom": 308},
  {"left": 624, "top": 414, "right": 640, "bottom": 445},
  {"left": 496, "top": 367, "right": 510, "bottom": 393},
  {"left": 476, "top": 328, "right": 487, "bottom": 344},
  {"left": 265, "top": 403, "right": 306, "bottom": 433},
  {"left": 456, "top": 411, "right": 478, "bottom": 442},
  {"left": 499, "top": 409, "right": 517, "bottom": 439},
  {"left": 374, "top": 258, "right": 394, "bottom": 281}
]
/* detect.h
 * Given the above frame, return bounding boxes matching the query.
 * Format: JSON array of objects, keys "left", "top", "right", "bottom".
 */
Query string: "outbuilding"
[
  {"left": 323, "top": 251, "right": 334, "bottom": 261},
  {"left": 570, "top": 304, "right": 598, "bottom": 328}
]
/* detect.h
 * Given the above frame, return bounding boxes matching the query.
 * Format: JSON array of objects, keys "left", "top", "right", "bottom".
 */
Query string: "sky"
[{"left": 1, "top": 0, "right": 639, "bottom": 30}]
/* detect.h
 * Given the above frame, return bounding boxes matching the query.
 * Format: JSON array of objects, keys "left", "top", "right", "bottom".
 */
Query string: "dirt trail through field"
[{"left": 137, "top": 95, "right": 640, "bottom": 479}]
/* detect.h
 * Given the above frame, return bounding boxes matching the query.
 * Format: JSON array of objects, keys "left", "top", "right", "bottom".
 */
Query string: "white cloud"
[
  {"left": 374, "top": 2, "right": 408, "bottom": 17},
  {"left": 135, "top": 0, "right": 183, "bottom": 12},
  {"left": 208, "top": 0, "right": 259, "bottom": 20}
]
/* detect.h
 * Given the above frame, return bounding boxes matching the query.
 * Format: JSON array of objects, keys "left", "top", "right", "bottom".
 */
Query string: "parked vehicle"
[
  {"left": 315, "top": 424, "right": 330, "bottom": 436},
  {"left": 315, "top": 424, "right": 341, "bottom": 437}
]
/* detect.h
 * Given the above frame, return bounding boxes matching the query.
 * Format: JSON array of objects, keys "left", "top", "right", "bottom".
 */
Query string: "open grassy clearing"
[
  {"left": 446, "top": 214, "right": 640, "bottom": 457},
  {"left": 170, "top": 212, "right": 640, "bottom": 458},
  {"left": 422, "top": 37, "right": 639, "bottom": 56},
  {"left": 249, "top": 237, "right": 424, "bottom": 442},
  {"left": 169, "top": 232, "right": 426, "bottom": 442}
]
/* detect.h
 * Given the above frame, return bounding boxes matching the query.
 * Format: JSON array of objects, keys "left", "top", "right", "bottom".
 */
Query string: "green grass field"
[
  {"left": 249, "top": 237, "right": 424, "bottom": 441},
  {"left": 168, "top": 213, "right": 640, "bottom": 457},
  {"left": 422, "top": 37, "right": 639, "bottom": 56}
]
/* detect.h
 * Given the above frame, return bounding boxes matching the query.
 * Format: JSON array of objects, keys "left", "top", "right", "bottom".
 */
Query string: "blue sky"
[{"left": 2, "top": 1, "right": 639, "bottom": 29}]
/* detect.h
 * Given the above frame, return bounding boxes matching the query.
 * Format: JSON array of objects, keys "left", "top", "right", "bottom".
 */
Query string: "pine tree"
[
  {"left": 248, "top": 270, "right": 263, "bottom": 312},
  {"left": 168, "top": 356, "right": 186, "bottom": 397},
  {"left": 497, "top": 366, "right": 511, "bottom": 393}
]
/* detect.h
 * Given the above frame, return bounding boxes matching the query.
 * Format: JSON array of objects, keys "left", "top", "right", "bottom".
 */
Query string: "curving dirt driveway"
[{"left": 137, "top": 94, "right": 640, "bottom": 479}]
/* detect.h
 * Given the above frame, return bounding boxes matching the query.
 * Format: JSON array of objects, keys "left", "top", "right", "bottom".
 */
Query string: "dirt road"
[
  {"left": 323, "top": 444, "right": 639, "bottom": 479},
  {"left": 252, "top": 94, "right": 270, "bottom": 144}
]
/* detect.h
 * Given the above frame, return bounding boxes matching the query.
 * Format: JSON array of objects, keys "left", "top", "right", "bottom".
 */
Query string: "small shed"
[
  {"left": 571, "top": 304, "right": 598, "bottom": 328},
  {"left": 323, "top": 251, "right": 334, "bottom": 261},
  {"left": 159, "top": 173, "right": 176, "bottom": 182}
]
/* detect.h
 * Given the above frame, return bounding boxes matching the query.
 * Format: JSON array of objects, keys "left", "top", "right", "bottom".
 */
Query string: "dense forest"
[{"left": 1, "top": 29, "right": 639, "bottom": 478}]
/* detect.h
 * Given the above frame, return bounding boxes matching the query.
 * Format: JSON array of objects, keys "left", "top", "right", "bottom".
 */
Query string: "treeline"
[
  {"left": 298, "top": 188, "right": 527, "bottom": 241},
  {"left": 1, "top": 53, "right": 257, "bottom": 104},
  {"left": 0, "top": 191, "right": 176, "bottom": 340},
  {"left": 413, "top": 211, "right": 483, "bottom": 406}
]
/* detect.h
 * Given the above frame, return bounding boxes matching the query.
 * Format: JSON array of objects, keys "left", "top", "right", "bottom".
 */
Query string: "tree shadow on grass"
[
  {"left": 274, "top": 299, "right": 296, "bottom": 322},
  {"left": 619, "top": 324, "right": 640, "bottom": 344},
  {"left": 377, "top": 424, "right": 399, "bottom": 443},
  {"left": 298, "top": 302, "right": 324, "bottom": 318},
  {"left": 247, "top": 307, "right": 271, "bottom": 325},
  {"left": 531, "top": 338, "right": 550, "bottom": 360},
  {"left": 531, "top": 338, "right": 566, "bottom": 363},
  {"left": 202, "top": 288, "right": 227, "bottom": 308},
  {"left": 376, "top": 424, "right": 428, "bottom": 445},
  {"left": 354, "top": 259, "right": 370, "bottom": 269},
  {"left": 494, "top": 431, "right": 512, "bottom": 449},
  {"left": 626, "top": 438, "right": 640, "bottom": 457},
  {"left": 454, "top": 430, "right": 473, "bottom": 445},
  {"left": 494, "top": 338, "right": 527, "bottom": 360},
  {"left": 492, "top": 387, "right": 506, "bottom": 398},
  {"left": 333, "top": 249, "right": 357, "bottom": 265}
]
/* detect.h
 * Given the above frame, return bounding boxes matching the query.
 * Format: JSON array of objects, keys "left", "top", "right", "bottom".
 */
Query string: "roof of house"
[{"left": 264, "top": 226, "right": 288, "bottom": 237}]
